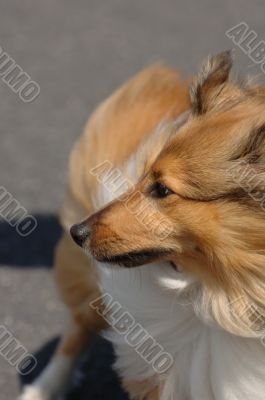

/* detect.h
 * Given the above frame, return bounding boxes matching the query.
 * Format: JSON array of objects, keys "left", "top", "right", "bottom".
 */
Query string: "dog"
[{"left": 20, "top": 51, "right": 265, "bottom": 400}]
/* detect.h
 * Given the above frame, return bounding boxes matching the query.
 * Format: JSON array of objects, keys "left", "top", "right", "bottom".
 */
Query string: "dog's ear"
[{"left": 190, "top": 51, "right": 233, "bottom": 115}]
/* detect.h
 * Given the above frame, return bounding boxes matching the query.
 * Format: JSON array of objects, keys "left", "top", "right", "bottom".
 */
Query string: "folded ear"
[{"left": 190, "top": 50, "right": 233, "bottom": 115}]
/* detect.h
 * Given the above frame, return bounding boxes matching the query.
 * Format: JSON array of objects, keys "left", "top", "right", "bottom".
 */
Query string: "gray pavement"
[{"left": 0, "top": 1, "right": 265, "bottom": 398}]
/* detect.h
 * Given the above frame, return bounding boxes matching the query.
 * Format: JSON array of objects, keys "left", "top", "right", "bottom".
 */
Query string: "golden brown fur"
[
  {"left": 54, "top": 52, "right": 265, "bottom": 398},
  {"left": 54, "top": 65, "right": 190, "bottom": 399}
]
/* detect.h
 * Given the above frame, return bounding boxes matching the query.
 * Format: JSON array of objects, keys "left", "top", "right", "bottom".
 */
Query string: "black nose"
[{"left": 70, "top": 222, "right": 90, "bottom": 247}]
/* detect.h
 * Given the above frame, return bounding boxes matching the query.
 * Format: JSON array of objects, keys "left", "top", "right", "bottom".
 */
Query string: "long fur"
[{"left": 20, "top": 54, "right": 265, "bottom": 400}]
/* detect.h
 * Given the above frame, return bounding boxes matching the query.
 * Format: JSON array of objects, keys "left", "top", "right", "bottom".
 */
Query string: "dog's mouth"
[{"left": 93, "top": 248, "right": 172, "bottom": 268}]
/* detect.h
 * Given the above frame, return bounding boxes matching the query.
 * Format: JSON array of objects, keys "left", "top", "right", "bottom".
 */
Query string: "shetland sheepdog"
[{"left": 20, "top": 51, "right": 265, "bottom": 400}]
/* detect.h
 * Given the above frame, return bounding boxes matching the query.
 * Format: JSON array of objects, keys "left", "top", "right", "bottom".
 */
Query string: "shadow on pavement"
[
  {"left": 2, "top": 214, "right": 129, "bottom": 399},
  {"left": 0, "top": 214, "right": 62, "bottom": 267},
  {"left": 19, "top": 335, "right": 129, "bottom": 400}
]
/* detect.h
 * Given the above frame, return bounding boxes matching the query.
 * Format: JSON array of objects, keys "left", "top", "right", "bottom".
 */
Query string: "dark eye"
[{"left": 150, "top": 182, "right": 174, "bottom": 198}]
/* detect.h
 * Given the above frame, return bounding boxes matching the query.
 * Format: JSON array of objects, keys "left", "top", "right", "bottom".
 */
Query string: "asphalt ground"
[{"left": 0, "top": 1, "right": 265, "bottom": 398}]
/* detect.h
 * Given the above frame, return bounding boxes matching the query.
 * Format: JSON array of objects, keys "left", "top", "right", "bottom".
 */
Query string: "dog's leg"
[
  {"left": 19, "top": 233, "right": 106, "bottom": 400},
  {"left": 18, "top": 323, "right": 90, "bottom": 400}
]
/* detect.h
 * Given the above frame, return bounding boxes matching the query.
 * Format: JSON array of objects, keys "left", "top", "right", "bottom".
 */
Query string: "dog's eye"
[{"left": 150, "top": 182, "right": 174, "bottom": 198}]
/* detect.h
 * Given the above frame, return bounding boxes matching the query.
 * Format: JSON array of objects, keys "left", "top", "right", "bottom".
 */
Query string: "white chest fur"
[{"left": 96, "top": 261, "right": 265, "bottom": 400}]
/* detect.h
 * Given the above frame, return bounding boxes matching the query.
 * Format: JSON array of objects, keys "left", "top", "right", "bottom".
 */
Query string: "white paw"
[{"left": 18, "top": 385, "right": 50, "bottom": 400}]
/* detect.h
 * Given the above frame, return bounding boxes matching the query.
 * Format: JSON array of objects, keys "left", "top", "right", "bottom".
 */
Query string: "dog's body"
[{"left": 20, "top": 54, "right": 265, "bottom": 400}]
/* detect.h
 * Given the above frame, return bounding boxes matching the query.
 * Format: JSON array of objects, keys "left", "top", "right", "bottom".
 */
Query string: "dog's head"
[{"left": 71, "top": 51, "right": 265, "bottom": 338}]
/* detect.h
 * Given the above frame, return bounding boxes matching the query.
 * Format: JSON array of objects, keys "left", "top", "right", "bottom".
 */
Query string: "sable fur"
[{"left": 20, "top": 53, "right": 265, "bottom": 400}]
